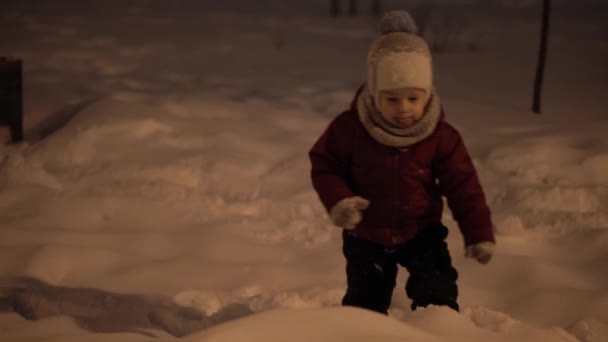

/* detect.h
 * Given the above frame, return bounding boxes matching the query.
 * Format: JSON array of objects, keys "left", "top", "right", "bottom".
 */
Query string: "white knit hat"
[{"left": 367, "top": 11, "right": 433, "bottom": 105}]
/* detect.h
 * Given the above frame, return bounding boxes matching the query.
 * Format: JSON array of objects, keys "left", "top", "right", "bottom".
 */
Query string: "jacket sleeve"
[
  {"left": 309, "top": 113, "right": 356, "bottom": 213},
  {"left": 434, "top": 124, "right": 495, "bottom": 247}
]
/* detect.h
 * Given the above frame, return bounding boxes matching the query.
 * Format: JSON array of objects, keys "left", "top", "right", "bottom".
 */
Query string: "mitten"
[
  {"left": 465, "top": 241, "right": 495, "bottom": 264},
  {"left": 329, "top": 196, "right": 370, "bottom": 230}
]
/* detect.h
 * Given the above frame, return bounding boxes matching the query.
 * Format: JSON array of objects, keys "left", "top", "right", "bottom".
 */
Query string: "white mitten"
[
  {"left": 329, "top": 196, "right": 370, "bottom": 230},
  {"left": 465, "top": 241, "right": 495, "bottom": 264}
]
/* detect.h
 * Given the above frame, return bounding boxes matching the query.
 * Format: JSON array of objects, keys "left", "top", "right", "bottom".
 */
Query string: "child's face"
[{"left": 377, "top": 87, "right": 427, "bottom": 128}]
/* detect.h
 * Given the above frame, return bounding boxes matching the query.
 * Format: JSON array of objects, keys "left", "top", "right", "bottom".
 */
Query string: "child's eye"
[
  {"left": 387, "top": 97, "right": 398, "bottom": 103},
  {"left": 409, "top": 97, "right": 419, "bottom": 102}
]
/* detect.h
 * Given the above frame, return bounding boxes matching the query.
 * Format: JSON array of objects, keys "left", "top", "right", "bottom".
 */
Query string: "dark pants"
[{"left": 341, "top": 223, "right": 459, "bottom": 314}]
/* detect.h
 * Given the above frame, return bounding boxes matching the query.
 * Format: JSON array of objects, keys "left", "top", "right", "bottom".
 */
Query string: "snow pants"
[{"left": 341, "top": 223, "right": 459, "bottom": 314}]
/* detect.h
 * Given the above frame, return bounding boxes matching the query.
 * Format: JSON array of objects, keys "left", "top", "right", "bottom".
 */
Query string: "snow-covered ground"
[{"left": 0, "top": 0, "right": 607, "bottom": 341}]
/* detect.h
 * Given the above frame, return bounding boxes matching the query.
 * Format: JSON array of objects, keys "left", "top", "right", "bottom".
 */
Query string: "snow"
[
  {"left": 186, "top": 307, "right": 444, "bottom": 342},
  {"left": 0, "top": 0, "right": 607, "bottom": 341}
]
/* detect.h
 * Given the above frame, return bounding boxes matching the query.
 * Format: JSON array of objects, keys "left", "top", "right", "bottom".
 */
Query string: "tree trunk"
[
  {"left": 330, "top": 0, "right": 340, "bottom": 17},
  {"left": 349, "top": 0, "right": 357, "bottom": 16},
  {"left": 0, "top": 57, "right": 23, "bottom": 143},
  {"left": 533, "top": 0, "right": 550, "bottom": 114},
  {"left": 371, "top": 0, "right": 381, "bottom": 16}
]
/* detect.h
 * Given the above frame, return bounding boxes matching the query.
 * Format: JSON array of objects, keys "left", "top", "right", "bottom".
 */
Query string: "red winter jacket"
[{"left": 309, "top": 89, "right": 495, "bottom": 247}]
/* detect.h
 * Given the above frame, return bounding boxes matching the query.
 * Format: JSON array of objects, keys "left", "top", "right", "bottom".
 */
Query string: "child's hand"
[
  {"left": 329, "top": 196, "right": 370, "bottom": 230},
  {"left": 465, "top": 241, "right": 495, "bottom": 264}
]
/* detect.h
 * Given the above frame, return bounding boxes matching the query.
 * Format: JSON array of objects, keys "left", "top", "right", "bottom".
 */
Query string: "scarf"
[{"left": 356, "top": 85, "right": 441, "bottom": 148}]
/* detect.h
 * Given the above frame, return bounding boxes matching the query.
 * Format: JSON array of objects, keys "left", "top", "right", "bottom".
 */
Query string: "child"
[{"left": 309, "top": 11, "right": 496, "bottom": 314}]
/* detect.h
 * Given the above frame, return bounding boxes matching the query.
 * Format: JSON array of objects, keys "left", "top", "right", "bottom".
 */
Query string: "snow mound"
[
  {"left": 485, "top": 134, "right": 608, "bottom": 236},
  {"left": 494, "top": 215, "right": 527, "bottom": 235},
  {"left": 465, "top": 306, "right": 518, "bottom": 333},
  {"left": 566, "top": 318, "right": 608, "bottom": 342},
  {"left": 519, "top": 187, "right": 600, "bottom": 213},
  {"left": 486, "top": 135, "right": 608, "bottom": 187},
  {"left": 23, "top": 245, "right": 123, "bottom": 285},
  {"left": 186, "top": 306, "right": 443, "bottom": 342},
  {"left": 404, "top": 305, "right": 583, "bottom": 342}
]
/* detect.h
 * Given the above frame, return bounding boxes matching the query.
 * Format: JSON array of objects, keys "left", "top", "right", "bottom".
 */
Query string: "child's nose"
[{"left": 397, "top": 100, "right": 410, "bottom": 111}]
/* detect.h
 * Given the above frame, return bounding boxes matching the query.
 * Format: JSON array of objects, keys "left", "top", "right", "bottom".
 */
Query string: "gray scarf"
[{"left": 356, "top": 85, "right": 442, "bottom": 148}]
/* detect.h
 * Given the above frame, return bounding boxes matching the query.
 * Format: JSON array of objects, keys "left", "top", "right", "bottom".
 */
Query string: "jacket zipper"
[{"left": 393, "top": 149, "right": 400, "bottom": 229}]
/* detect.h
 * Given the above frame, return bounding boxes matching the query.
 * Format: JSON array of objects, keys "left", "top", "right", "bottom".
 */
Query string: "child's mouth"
[{"left": 395, "top": 117, "right": 413, "bottom": 125}]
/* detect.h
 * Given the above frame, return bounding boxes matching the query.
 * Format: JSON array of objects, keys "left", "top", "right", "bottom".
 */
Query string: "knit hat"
[{"left": 367, "top": 11, "right": 433, "bottom": 105}]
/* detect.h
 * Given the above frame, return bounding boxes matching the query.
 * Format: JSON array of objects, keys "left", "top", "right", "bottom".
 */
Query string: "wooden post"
[
  {"left": 371, "top": 0, "right": 381, "bottom": 16},
  {"left": 349, "top": 0, "right": 357, "bottom": 16},
  {"left": 330, "top": 0, "right": 340, "bottom": 17},
  {"left": 533, "top": 0, "right": 550, "bottom": 114},
  {"left": 0, "top": 57, "right": 24, "bottom": 143}
]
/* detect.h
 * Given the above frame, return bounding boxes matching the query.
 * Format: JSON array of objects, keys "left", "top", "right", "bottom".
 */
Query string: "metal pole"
[
  {"left": 533, "top": 0, "right": 550, "bottom": 114},
  {"left": 0, "top": 57, "right": 24, "bottom": 143}
]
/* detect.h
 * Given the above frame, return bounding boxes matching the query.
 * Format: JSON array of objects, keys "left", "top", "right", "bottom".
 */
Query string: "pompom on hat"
[
  {"left": 376, "top": 10, "right": 419, "bottom": 35},
  {"left": 368, "top": 11, "right": 433, "bottom": 105}
]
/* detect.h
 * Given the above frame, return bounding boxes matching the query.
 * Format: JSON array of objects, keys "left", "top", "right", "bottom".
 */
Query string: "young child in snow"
[{"left": 309, "top": 11, "right": 496, "bottom": 314}]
